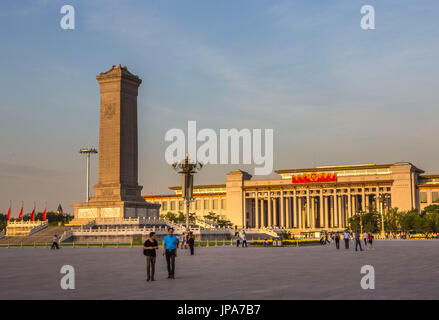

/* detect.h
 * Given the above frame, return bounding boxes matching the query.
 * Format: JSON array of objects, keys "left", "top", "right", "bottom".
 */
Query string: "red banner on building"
[{"left": 291, "top": 172, "right": 337, "bottom": 184}]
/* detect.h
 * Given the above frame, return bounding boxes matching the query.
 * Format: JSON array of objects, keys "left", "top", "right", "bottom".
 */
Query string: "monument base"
[{"left": 71, "top": 200, "right": 160, "bottom": 225}]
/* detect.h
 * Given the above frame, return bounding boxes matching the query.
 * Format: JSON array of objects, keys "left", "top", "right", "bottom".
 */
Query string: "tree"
[
  {"left": 423, "top": 211, "right": 439, "bottom": 234},
  {"left": 423, "top": 205, "right": 439, "bottom": 215},
  {"left": 217, "top": 218, "right": 233, "bottom": 228},
  {"left": 348, "top": 214, "right": 361, "bottom": 233},
  {"left": 188, "top": 212, "right": 196, "bottom": 224},
  {"left": 362, "top": 211, "right": 380, "bottom": 233},
  {"left": 177, "top": 212, "right": 186, "bottom": 223},
  {"left": 384, "top": 208, "right": 401, "bottom": 232},
  {"left": 399, "top": 210, "right": 423, "bottom": 232},
  {"left": 161, "top": 211, "right": 178, "bottom": 223},
  {"left": 203, "top": 212, "right": 217, "bottom": 222},
  {"left": 0, "top": 213, "right": 7, "bottom": 232}
]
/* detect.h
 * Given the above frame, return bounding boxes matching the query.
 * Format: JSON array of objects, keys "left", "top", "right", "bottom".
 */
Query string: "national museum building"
[{"left": 144, "top": 161, "right": 439, "bottom": 232}]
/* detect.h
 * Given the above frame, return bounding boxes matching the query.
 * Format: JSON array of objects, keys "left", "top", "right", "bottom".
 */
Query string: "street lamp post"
[
  {"left": 378, "top": 194, "right": 390, "bottom": 238},
  {"left": 172, "top": 153, "right": 203, "bottom": 230},
  {"left": 360, "top": 211, "right": 363, "bottom": 234},
  {"left": 79, "top": 148, "right": 98, "bottom": 202}
]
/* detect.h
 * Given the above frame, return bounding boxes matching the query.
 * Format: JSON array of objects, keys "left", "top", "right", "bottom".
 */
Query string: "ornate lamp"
[{"left": 172, "top": 153, "right": 203, "bottom": 230}]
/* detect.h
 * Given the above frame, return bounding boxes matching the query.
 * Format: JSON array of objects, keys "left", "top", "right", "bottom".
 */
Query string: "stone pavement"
[{"left": 0, "top": 240, "right": 438, "bottom": 299}]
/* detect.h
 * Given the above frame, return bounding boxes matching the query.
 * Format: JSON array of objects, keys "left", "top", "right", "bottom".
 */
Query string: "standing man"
[
  {"left": 241, "top": 230, "right": 248, "bottom": 248},
  {"left": 162, "top": 228, "right": 179, "bottom": 279},
  {"left": 51, "top": 234, "right": 60, "bottom": 250},
  {"left": 354, "top": 232, "right": 363, "bottom": 252},
  {"left": 143, "top": 232, "right": 158, "bottom": 281},
  {"left": 187, "top": 232, "right": 195, "bottom": 255},
  {"left": 335, "top": 233, "right": 340, "bottom": 249},
  {"left": 343, "top": 230, "right": 350, "bottom": 249}
]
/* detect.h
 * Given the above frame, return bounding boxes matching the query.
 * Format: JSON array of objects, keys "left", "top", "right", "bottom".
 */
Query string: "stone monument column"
[{"left": 73, "top": 65, "right": 159, "bottom": 224}]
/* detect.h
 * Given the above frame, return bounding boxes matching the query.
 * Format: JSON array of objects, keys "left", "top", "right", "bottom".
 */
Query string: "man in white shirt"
[
  {"left": 51, "top": 234, "right": 60, "bottom": 250},
  {"left": 343, "top": 231, "right": 350, "bottom": 249}
]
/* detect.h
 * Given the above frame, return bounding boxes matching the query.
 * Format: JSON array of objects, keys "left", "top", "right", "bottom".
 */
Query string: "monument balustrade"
[{"left": 6, "top": 220, "right": 48, "bottom": 236}]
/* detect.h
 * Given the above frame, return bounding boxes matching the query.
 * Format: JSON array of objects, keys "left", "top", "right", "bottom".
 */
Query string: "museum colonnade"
[{"left": 244, "top": 187, "right": 391, "bottom": 230}]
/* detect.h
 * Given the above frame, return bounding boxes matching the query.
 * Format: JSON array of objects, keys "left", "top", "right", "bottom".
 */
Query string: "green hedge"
[{"left": 250, "top": 239, "right": 320, "bottom": 246}]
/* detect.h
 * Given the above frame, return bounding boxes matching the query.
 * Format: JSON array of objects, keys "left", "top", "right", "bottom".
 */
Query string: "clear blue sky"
[{"left": 1, "top": 0, "right": 438, "bottom": 215}]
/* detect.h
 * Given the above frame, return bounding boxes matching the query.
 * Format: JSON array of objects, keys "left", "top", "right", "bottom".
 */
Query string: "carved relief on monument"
[
  {"left": 102, "top": 103, "right": 116, "bottom": 120},
  {"left": 100, "top": 207, "right": 121, "bottom": 218},
  {"left": 77, "top": 208, "right": 98, "bottom": 219}
]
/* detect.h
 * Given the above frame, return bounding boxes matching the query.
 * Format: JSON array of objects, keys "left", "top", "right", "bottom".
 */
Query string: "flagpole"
[
  {"left": 18, "top": 200, "right": 24, "bottom": 221},
  {"left": 7, "top": 200, "right": 11, "bottom": 221},
  {"left": 43, "top": 201, "right": 47, "bottom": 221}
]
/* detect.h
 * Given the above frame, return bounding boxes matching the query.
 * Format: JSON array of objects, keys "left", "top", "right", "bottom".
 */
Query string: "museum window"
[
  {"left": 420, "top": 192, "right": 428, "bottom": 203},
  {"left": 221, "top": 199, "right": 227, "bottom": 209},
  {"left": 178, "top": 201, "right": 184, "bottom": 210},
  {"left": 432, "top": 192, "right": 439, "bottom": 203},
  {"left": 195, "top": 200, "right": 201, "bottom": 210},
  {"left": 161, "top": 202, "right": 167, "bottom": 211},
  {"left": 204, "top": 199, "right": 210, "bottom": 210},
  {"left": 170, "top": 201, "right": 176, "bottom": 211},
  {"left": 213, "top": 199, "right": 218, "bottom": 210}
]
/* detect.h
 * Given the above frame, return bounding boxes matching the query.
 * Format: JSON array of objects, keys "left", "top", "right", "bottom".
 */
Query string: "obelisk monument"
[{"left": 73, "top": 65, "right": 159, "bottom": 223}]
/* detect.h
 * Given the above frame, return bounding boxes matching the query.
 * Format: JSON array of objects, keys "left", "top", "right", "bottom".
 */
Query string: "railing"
[
  {"left": 28, "top": 221, "right": 49, "bottom": 236},
  {"left": 194, "top": 218, "right": 218, "bottom": 229},
  {"left": 60, "top": 229, "right": 73, "bottom": 243},
  {"left": 72, "top": 227, "right": 162, "bottom": 236},
  {"left": 71, "top": 225, "right": 236, "bottom": 237},
  {"left": 94, "top": 217, "right": 140, "bottom": 226},
  {"left": 140, "top": 217, "right": 170, "bottom": 226}
]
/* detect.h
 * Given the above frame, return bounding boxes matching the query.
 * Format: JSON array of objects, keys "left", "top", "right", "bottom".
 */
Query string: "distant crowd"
[{"left": 319, "top": 231, "right": 374, "bottom": 251}]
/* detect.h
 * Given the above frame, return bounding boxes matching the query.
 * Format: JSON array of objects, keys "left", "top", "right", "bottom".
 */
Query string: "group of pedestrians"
[
  {"left": 235, "top": 230, "right": 248, "bottom": 247},
  {"left": 330, "top": 231, "right": 374, "bottom": 251},
  {"left": 178, "top": 231, "right": 195, "bottom": 255},
  {"left": 143, "top": 227, "right": 196, "bottom": 282}
]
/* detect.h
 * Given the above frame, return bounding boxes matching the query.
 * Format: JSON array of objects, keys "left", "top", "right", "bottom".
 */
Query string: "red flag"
[
  {"left": 42, "top": 207, "right": 47, "bottom": 221},
  {"left": 31, "top": 206, "right": 35, "bottom": 222},
  {"left": 18, "top": 204, "right": 23, "bottom": 220},
  {"left": 7, "top": 205, "right": 11, "bottom": 221}
]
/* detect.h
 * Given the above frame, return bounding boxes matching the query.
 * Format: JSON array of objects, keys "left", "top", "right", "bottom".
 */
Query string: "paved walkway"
[{"left": 0, "top": 240, "right": 437, "bottom": 299}]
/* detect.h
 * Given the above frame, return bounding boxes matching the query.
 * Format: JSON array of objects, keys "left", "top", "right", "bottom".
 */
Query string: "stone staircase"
[{"left": 0, "top": 225, "right": 72, "bottom": 245}]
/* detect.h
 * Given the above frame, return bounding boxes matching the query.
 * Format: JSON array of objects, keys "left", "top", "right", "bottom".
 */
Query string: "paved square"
[{"left": 0, "top": 240, "right": 438, "bottom": 299}]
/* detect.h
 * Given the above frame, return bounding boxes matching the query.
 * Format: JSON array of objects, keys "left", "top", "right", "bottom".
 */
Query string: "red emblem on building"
[{"left": 291, "top": 172, "right": 337, "bottom": 184}]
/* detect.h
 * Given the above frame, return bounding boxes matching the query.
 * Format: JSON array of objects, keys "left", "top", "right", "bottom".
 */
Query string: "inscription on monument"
[
  {"left": 77, "top": 208, "right": 98, "bottom": 219},
  {"left": 101, "top": 207, "right": 121, "bottom": 218}
]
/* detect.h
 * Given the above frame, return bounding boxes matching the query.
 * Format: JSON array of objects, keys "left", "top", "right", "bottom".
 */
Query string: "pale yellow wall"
[{"left": 390, "top": 162, "right": 417, "bottom": 211}]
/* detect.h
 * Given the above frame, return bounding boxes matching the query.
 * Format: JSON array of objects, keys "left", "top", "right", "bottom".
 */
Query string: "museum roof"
[
  {"left": 275, "top": 163, "right": 392, "bottom": 174},
  {"left": 169, "top": 184, "right": 226, "bottom": 191}
]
